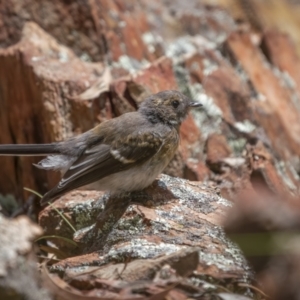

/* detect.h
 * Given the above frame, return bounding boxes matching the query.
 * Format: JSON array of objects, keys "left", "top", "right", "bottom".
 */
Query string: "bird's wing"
[{"left": 41, "top": 131, "right": 164, "bottom": 204}]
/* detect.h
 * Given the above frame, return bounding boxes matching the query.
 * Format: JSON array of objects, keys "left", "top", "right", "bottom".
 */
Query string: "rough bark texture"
[
  {"left": 39, "top": 175, "right": 252, "bottom": 298},
  {"left": 39, "top": 176, "right": 244, "bottom": 268}
]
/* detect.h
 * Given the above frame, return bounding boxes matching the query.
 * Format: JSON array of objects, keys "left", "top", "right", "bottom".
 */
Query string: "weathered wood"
[{"left": 39, "top": 175, "right": 251, "bottom": 281}]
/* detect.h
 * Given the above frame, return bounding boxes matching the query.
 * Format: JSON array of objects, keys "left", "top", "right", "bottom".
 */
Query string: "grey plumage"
[{"left": 0, "top": 90, "right": 202, "bottom": 205}]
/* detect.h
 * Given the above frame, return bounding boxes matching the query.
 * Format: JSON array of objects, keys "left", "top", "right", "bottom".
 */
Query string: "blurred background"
[
  {"left": 1, "top": 0, "right": 300, "bottom": 204},
  {"left": 1, "top": 1, "right": 300, "bottom": 299}
]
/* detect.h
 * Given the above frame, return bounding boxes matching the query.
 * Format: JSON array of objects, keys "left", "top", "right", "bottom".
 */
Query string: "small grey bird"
[{"left": 0, "top": 90, "right": 201, "bottom": 205}]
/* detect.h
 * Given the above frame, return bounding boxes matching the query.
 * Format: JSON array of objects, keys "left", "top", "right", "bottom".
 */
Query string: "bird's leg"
[
  {"left": 76, "top": 192, "right": 132, "bottom": 253},
  {"left": 129, "top": 190, "right": 151, "bottom": 205},
  {"left": 74, "top": 190, "right": 153, "bottom": 253}
]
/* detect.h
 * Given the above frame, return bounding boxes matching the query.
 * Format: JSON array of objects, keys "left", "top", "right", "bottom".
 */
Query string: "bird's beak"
[{"left": 189, "top": 101, "right": 202, "bottom": 108}]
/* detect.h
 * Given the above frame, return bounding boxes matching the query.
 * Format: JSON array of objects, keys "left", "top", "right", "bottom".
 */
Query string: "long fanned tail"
[{"left": 0, "top": 144, "right": 59, "bottom": 156}]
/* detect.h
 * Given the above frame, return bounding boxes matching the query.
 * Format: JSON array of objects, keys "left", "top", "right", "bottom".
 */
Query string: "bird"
[{"left": 0, "top": 90, "right": 202, "bottom": 205}]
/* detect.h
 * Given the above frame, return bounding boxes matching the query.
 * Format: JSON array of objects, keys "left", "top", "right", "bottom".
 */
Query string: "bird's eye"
[{"left": 172, "top": 100, "right": 180, "bottom": 108}]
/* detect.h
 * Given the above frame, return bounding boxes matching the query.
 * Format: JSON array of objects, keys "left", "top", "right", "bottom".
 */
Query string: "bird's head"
[{"left": 139, "top": 90, "right": 202, "bottom": 126}]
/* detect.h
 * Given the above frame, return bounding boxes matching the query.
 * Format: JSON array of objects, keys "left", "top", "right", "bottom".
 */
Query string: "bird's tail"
[{"left": 0, "top": 144, "right": 60, "bottom": 156}]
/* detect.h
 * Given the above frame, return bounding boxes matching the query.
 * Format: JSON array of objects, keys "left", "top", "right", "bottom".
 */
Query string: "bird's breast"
[
  {"left": 84, "top": 128, "right": 179, "bottom": 193},
  {"left": 151, "top": 128, "right": 179, "bottom": 167}
]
